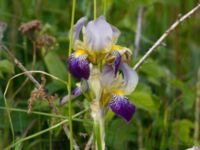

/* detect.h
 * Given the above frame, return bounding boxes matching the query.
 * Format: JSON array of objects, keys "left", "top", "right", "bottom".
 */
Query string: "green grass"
[{"left": 0, "top": 0, "right": 200, "bottom": 149}]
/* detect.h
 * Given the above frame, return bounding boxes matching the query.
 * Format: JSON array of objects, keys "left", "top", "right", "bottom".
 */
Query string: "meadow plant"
[
  {"left": 64, "top": 16, "right": 138, "bottom": 149},
  {"left": 1, "top": 1, "right": 200, "bottom": 150}
]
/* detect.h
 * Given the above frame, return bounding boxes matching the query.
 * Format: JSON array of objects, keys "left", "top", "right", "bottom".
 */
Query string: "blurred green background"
[{"left": 0, "top": 0, "right": 200, "bottom": 149}]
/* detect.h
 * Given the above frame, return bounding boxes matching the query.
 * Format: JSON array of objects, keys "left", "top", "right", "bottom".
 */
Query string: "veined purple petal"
[
  {"left": 60, "top": 87, "right": 82, "bottom": 105},
  {"left": 120, "top": 63, "right": 138, "bottom": 94},
  {"left": 108, "top": 94, "right": 136, "bottom": 123},
  {"left": 72, "top": 87, "right": 82, "bottom": 96},
  {"left": 85, "top": 16, "right": 113, "bottom": 52},
  {"left": 68, "top": 53, "right": 90, "bottom": 79},
  {"left": 113, "top": 51, "right": 121, "bottom": 75},
  {"left": 72, "top": 17, "right": 87, "bottom": 49}
]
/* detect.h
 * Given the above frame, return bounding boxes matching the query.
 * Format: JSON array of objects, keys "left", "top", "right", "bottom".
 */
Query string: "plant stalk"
[
  {"left": 91, "top": 101, "right": 105, "bottom": 150},
  {"left": 67, "top": 0, "right": 76, "bottom": 149},
  {"left": 194, "top": 68, "right": 200, "bottom": 145}
]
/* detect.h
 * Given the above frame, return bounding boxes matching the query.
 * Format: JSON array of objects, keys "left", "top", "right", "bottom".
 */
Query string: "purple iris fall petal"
[
  {"left": 72, "top": 87, "right": 82, "bottom": 96},
  {"left": 108, "top": 94, "right": 136, "bottom": 123},
  {"left": 68, "top": 53, "right": 90, "bottom": 79},
  {"left": 60, "top": 87, "right": 82, "bottom": 105}
]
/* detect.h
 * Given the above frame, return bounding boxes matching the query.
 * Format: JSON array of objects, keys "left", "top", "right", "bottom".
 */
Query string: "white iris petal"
[
  {"left": 72, "top": 17, "right": 87, "bottom": 49},
  {"left": 85, "top": 16, "right": 113, "bottom": 52},
  {"left": 121, "top": 63, "right": 138, "bottom": 95}
]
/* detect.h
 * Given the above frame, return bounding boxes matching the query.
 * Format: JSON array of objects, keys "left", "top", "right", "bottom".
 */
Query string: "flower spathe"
[{"left": 67, "top": 16, "right": 138, "bottom": 123}]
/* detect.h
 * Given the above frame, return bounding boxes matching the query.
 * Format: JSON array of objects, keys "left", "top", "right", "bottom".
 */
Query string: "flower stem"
[
  {"left": 194, "top": 68, "right": 200, "bottom": 145},
  {"left": 103, "top": 0, "right": 106, "bottom": 16},
  {"left": 68, "top": 0, "right": 76, "bottom": 150},
  {"left": 91, "top": 101, "right": 105, "bottom": 150},
  {"left": 94, "top": 121, "right": 102, "bottom": 150},
  {"left": 93, "top": 0, "right": 97, "bottom": 20}
]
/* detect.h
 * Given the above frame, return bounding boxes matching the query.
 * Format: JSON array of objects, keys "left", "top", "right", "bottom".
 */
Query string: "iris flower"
[{"left": 66, "top": 16, "right": 138, "bottom": 123}]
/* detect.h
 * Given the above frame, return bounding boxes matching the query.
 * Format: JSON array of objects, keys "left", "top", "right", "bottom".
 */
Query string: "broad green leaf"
[
  {"left": 105, "top": 109, "right": 115, "bottom": 123},
  {"left": 44, "top": 51, "right": 68, "bottom": 92},
  {"left": 182, "top": 86, "right": 196, "bottom": 111},
  {"left": 11, "top": 111, "right": 35, "bottom": 133},
  {"left": 170, "top": 79, "right": 184, "bottom": 89},
  {"left": 106, "top": 119, "right": 137, "bottom": 150},
  {"left": 0, "top": 60, "right": 14, "bottom": 75},
  {"left": 44, "top": 51, "right": 67, "bottom": 80},
  {"left": 129, "top": 91, "right": 157, "bottom": 113},
  {"left": 141, "top": 60, "right": 166, "bottom": 78},
  {"left": 171, "top": 119, "right": 194, "bottom": 146},
  {"left": 0, "top": 72, "right": 3, "bottom": 78},
  {"left": 140, "top": 59, "right": 166, "bottom": 85}
]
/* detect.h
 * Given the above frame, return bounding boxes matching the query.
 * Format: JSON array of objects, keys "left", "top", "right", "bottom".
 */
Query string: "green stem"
[
  {"left": 103, "top": 0, "right": 106, "bottom": 16},
  {"left": 96, "top": 114, "right": 105, "bottom": 150},
  {"left": 68, "top": 0, "right": 76, "bottom": 150},
  {"left": 3, "top": 95, "right": 14, "bottom": 142},
  {"left": 4, "top": 109, "right": 86, "bottom": 150},
  {"left": 94, "top": 121, "right": 102, "bottom": 150},
  {"left": 94, "top": 0, "right": 97, "bottom": 20},
  {"left": 91, "top": 102, "right": 105, "bottom": 150}
]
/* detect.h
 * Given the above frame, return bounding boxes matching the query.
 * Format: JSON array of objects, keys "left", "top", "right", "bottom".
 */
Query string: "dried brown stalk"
[
  {"left": 134, "top": 3, "right": 200, "bottom": 70},
  {"left": 194, "top": 68, "right": 200, "bottom": 145}
]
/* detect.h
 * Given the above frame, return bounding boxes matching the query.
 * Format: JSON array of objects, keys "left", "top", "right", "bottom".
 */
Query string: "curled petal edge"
[
  {"left": 120, "top": 63, "right": 138, "bottom": 95},
  {"left": 72, "top": 17, "right": 87, "bottom": 49}
]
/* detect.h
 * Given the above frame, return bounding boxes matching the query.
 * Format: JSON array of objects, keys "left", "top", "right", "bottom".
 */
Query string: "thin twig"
[
  {"left": 1, "top": 45, "right": 41, "bottom": 88},
  {"left": 1, "top": 45, "right": 80, "bottom": 149},
  {"left": 22, "top": 119, "right": 37, "bottom": 138},
  {"left": 194, "top": 68, "right": 200, "bottom": 145},
  {"left": 11, "top": 41, "right": 38, "bottom": 100},
  {"left": 134, "top": 3, "right": 200, "bottom": 70},
  {"left": 134, "top": 7, "right": 144, "bottom": 58},
  {"left": 84, "top": 134, "right": 93, "bottom": 150}
]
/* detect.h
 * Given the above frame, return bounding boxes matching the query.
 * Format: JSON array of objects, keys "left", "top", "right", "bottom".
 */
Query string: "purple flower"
[
  {"left": 113, "top": 51, "right": 121, "bottom": 75},
  {"left": 67, "top": 16, "right": 139, "bottom": 123},
  {"left": 108, "top": 94, "right": 136, "bottom": 123},
  {"left": 68, "top": 53, "right": 90, "bottom": 79},
  {"left": 60, "top": 87, "right": 82, "bottom": 105},
  {"left": 69, "top": 16, "right": 121, "bottom": 79},
  {"left": 100, "top": 63, "right": 138, "bottom": 123},
  {"left": 72, "top": 16, "right": 120, "bottom": 52}
]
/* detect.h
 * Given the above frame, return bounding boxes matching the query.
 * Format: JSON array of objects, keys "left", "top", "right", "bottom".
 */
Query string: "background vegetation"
[{"left": 0, "top": 0, "right": 200, "bottom": 149}]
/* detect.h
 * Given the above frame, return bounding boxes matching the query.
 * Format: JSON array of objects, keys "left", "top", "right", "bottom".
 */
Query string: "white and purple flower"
[
  {"left": 66, "top": 16, "right": 138, "bottom": 123},
  {"left": 100, "top": 62, "right": 138, "bottom": 123}
]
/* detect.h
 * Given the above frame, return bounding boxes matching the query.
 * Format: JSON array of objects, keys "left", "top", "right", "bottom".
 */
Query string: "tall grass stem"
[
  {"left": 94, "top": 0, "right": 97, "bottom": 19},
  {"left": 67, "top": 0, "right": 76, "bottom": 149}
]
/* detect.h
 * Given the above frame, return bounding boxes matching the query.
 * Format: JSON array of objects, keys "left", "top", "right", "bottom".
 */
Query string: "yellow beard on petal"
[
  {"left": 87, "top": 50, "right": 109, "bottom": 64},
  {"left": 111, "top": 44, "right": 122, "bottom": 50},
  {"left": 75, "top": 49, "right": 88, "bottom": 57},
  {"left": 112, "top": 89, "right": 124, "bottom": 96},
  {"left": 100, "top": 89, "right": 125, "bottom": 107}
]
